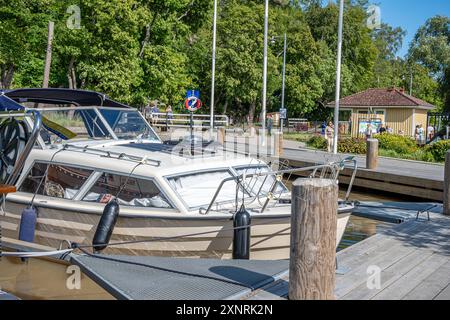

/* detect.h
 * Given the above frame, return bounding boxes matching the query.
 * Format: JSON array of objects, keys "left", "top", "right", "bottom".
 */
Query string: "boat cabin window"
[
  {"left": 82, "top": 173, "right": 172, "bottom": 208},
  {"left": 19, "top": 162, "right": 93, "bottom": 199},
  {"left": 234, "top": 166, "right": 287, "bottom": 196},
  {"left": 167, "top": 170, "right": 238, "bottom": 209}
]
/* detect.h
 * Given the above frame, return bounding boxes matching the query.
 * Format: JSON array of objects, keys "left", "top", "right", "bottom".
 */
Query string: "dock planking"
[{"left": 244, "top": 210, "right": 450, "bottom": 300}]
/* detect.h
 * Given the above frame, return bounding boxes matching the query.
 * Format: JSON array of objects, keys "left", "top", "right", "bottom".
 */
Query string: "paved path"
[{"left": 281, "top": 139, "right": 444, "bottom": 182}]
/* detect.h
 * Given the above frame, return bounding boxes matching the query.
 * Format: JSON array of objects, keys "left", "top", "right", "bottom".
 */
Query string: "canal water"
[{"left": 337, "top": 187, "right": 410, "bottom": 251}]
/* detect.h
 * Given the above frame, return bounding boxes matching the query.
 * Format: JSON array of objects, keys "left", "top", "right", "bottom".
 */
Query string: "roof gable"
[{"left": 327, "top": 88, "right": 435, "bottom": 109}]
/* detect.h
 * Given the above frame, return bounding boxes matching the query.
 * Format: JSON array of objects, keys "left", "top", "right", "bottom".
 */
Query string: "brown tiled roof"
[{"left": 327, "top": 88, "right": 435, "bottom": 109}]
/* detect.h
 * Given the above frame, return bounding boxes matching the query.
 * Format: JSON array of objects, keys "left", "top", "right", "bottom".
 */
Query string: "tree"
[{"left": 409, "top": 16, "right": 450, "bottom": 111}]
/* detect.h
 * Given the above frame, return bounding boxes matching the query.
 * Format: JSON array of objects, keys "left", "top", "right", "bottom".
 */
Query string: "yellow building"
[{"left": 328, "top": 88, "right": 436, "bottom": 137}]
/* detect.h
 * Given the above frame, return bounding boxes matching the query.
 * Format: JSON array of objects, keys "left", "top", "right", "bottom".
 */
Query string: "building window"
[
  {"left": 19, "top": 162, "right": 93, "bottom": 199},
  {"left": 82, "top": 173, "right": 172, "bottom": 208}
]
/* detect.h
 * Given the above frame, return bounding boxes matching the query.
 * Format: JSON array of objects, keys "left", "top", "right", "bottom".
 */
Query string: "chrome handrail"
[
  {"left": 198, "top": 163, "right": 340, "bottom": 215},
  {"left": 61, "top": 144, "right": 161, "bottom": 167},
  {"left": 6, "top": 110, "right": 42, "bottom": 186}
]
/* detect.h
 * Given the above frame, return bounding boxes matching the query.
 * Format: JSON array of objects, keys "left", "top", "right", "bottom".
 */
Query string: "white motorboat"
[{"left": 0, "top": 88, "right": 357, "bottom": 260}]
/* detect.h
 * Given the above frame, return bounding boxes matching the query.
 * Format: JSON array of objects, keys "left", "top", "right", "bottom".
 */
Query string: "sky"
[{"left": 373, "top": 0, "right": 450, "bottom": 57}]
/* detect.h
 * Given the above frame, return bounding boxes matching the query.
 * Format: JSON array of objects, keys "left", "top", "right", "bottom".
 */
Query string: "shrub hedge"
[
  {"left": 425, "top": 140, "right": 450, "bottom": 162},
  {"left": 306, "top": 135, "right": 327, "bottom": 150},
  {"left": 373, "top": 134, "right": 417, "bottom": 155}
]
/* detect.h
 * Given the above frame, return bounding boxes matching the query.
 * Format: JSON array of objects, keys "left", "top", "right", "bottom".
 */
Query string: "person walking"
[
  {"left": 166, "top": 105, "right": 174, "bottom": 125},
  {"left": 325, "top": 121, "right": 334, "bottom": 153},
  {"left": 151, "top": 103, "right": 160, "bottom": 126},
  {"left": 427, "top": 124, "right": 435, "bottom": 142},
  {"left": 418, "top": 124, "right": 425, "bottom": 146},
  {"left": 365, "top": 123, "right": 372, "bottom": 140}
]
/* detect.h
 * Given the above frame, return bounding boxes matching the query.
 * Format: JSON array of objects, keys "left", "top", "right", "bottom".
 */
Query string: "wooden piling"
[
  {"left": 444, "top": 151, "right": 450, "bottom": 216},
  {"left": 289, "top": 178, "right": 338, "bottom": 300},
  {"left": 217, "top": 127, "right": 225, "bottom": 145},
  {"left": 273, "top": 132, "right": 284, "bottom": 157},
  {"left": 366, "top": 139, "right": 379, "bottom": 170}
]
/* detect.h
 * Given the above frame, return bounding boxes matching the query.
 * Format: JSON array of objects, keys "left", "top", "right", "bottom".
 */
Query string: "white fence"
[{"left": 145, "top": 112, "right": 229, "bottom": 129}]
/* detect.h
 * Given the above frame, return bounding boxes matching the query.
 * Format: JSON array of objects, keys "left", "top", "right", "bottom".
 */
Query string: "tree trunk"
[
  {"left": 67, "top": 57, "right": 77, "bottom": 89},
  {"left": 139, "top": 14, "right": 158, "bottom": 59},
  {"left": 222, "top": 100, "right": 228, "bottom": 115},
  {"left": 1, "top": 64, "right": 14, "bottom": 89},
  {"left": 248, "top": 101, "right": 256, "bottom": 125}
]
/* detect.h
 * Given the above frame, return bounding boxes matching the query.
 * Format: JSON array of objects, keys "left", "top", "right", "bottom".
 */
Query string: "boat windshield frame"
[{"left": 26, "top": 105, "right": 161, "bottom": 147}]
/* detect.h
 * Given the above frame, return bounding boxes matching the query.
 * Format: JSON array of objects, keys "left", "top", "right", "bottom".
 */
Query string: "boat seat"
[{"left": 0, "top": 184, "right": 16, "bottom": 195}]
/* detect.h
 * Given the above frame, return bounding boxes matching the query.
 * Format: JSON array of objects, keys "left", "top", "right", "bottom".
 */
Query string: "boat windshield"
[
  {"left": 99, "top": 109, "right": 159, "bottom": 141},
  {"left": 37, "top": 107, "right": 159, "bottom": 144},
  {"left": 167, "top": 166, "right": 288, "bottom": 210}
]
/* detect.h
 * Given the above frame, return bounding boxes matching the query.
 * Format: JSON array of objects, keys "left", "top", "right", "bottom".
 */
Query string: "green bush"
[
  {"left": 306, "top": 135, "right": 327, "bottom": 150},
  {"left": 426, "top": 140, "right": 450, "bottom": 162},
  {"left": 338, "top": 138, "right": 367, "bottom": 154},
  {"left": 373, "top": 134, "right": 417, "bottom": 155}
]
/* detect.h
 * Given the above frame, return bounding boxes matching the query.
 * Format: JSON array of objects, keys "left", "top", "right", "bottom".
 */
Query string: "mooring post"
[
  {"left": 444, "top": 151, "right": 450, "bottom": 216},
  {"left": 217, "top": 127, "right": 225, "bottom": 145},
  {"left": 289, "top": 178, "right": 338, "bottom": 300},
  {"left": 366, "top": 138, "right": 379, "bottom": 170},
  {"left": 273, "top": 132, "right": 284, "bottom": 157}
]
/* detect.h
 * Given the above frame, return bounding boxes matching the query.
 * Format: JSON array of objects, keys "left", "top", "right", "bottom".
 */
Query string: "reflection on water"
[{"left": 338, "top": 215, "right": 394, "bottom": 251}]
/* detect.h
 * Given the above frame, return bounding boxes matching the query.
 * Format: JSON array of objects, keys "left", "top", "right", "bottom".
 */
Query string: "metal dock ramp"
[{"left": 70, "top": 255, "right": 288, "bottom": 300}]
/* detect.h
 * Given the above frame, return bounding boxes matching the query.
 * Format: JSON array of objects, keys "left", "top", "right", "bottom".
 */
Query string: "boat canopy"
[
  {"left": 0, "top": 92, "right": 25, "bottom": 111},
  {"left": 1, "top": 88, "right": 131, "bottom": 109}
]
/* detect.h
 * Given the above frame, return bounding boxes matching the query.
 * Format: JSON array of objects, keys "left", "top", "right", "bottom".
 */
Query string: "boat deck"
[{"left": 69, "top": 254, "right": 288, "bottom": 300}]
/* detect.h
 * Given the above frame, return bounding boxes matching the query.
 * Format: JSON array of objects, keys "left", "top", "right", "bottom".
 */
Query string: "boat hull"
[{"left": 2, "top": 201, "right": 351, "bottom": 260}]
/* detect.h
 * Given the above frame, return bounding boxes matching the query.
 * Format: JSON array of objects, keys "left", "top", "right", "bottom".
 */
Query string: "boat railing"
[
  {"left": 2, "top": 110, "right": 42, "bottom": 186},
  {"left": 146, "top": 112, "right": 229, "bottom": 128},
  {"left": 61, "top": 144, "right": 162, "bottom": 167},
  {"left": 199, "top": 157, "right": 357, "bottom": 215}
]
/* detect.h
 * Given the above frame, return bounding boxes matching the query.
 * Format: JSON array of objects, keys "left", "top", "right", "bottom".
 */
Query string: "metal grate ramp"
[{"left": 70, "top": 254, "right": 289, "bottom": 300}]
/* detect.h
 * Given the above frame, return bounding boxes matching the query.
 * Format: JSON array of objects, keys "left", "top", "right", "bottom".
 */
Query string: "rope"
[{"left": 0, "top": 248, "right": 73, "bottom": 258}]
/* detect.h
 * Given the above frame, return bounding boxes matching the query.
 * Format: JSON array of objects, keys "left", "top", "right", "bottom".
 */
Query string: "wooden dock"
[
  {"left": 245, "top": 210, "right": 450, "bottom": 300},
  {"left": 280, "top": 146, "right": 444, "bottom": 202}
]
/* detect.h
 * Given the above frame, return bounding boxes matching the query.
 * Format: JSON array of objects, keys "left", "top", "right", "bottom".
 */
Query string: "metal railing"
[
  {"left": 198, "top": 156, "right": 357, "bottom": 215},
  {"left": 145, "top": 112, "right": 229, "bottom": 128}
]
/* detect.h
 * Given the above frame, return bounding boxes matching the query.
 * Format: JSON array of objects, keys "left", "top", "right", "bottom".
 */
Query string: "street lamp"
[
  {"left": 261, "top": 0, "right": 269, "bottom": 145},
  {"left": 271, "top": 33, "right": 287, "bottom": 133},
  {"left": 210, "top": 0, "right": 218, "bottom": 137},
  {"left": 333, "top": 0, "right": 344, "bottom": 154}
]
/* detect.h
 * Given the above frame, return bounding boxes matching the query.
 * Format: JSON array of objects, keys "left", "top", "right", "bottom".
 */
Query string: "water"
[{"left": 338, "top": 187, "right": 403, "bottom": 251}]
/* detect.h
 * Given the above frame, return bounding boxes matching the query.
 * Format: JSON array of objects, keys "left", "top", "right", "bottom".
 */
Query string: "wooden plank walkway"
[
  {"left": 280, "top": 143, "right": 444, "bottom": 201},
  {"left": 244, "top": 211, "right": 450, "bottom": 300}
]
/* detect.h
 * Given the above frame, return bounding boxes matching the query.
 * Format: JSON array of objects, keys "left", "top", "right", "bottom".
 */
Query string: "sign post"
[
  {"left": 185, "top": 93, "right": 202, "bottom": 155},
  {"left": 279, "top": 107, "right": 287, "bottom": 133}
]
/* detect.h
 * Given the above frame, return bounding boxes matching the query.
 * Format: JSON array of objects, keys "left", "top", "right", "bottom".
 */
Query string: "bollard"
[
  {"left": 273, "top": 132, "right": 284, "bottom": 157},
  {"left": 366, "top": 139, "right": 379, "bottom": 170},
  {"left": 217, "top": 127, "right": 225, "bottom": 145},
  {"left": 232, "top": 205, "right": 251, "bottom": 259},
  {"left": 289, "top": 178, "right": 338, "bottom": 300},
  {"left": 444, "top": 151, "right": 450, "bottom": 216}
]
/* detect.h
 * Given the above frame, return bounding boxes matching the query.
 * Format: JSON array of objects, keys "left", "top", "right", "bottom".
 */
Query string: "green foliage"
[
  {"left": 373, "top": 134, "right": 418, "bottom": 155},
  {"left": 306, "top": 135, "right": 327, "bottom": 150},
  {"left": 425, "top": 140, "right": 450, "bottom": 162},
  {"left": 337, "top": 138, "right": 366, "bottom": 154},
  {"left": 0, "top": 0, "right": 445, "bottom": 117}
]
